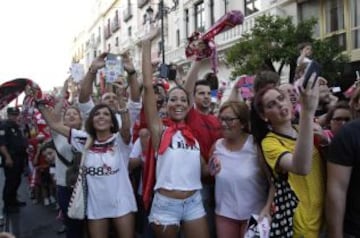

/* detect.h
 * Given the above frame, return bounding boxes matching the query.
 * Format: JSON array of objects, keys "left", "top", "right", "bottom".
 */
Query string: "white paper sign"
[{"left": 71, "top": 64, "right": 85, "bottom": 82}]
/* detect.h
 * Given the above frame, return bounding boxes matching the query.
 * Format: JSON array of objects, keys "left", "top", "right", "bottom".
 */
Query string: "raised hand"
[
  {"left": 90, "top": 52, "right": 107, "bottom": 71},
  {"left": 121, "top": 51, "right": 135, "bottom": 74}
]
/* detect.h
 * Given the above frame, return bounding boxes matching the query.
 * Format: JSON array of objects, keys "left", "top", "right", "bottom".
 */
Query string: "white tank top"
[
  {"left": 214, "top": 135, "right": 268, "bottom": 220},
  {"left": 154, "top": 130, "right": 202, "bottom": 191}
]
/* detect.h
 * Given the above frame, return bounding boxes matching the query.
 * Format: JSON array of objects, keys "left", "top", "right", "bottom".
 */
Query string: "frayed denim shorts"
[{"left": 148, "top": 190, "right": 206, "bottom": 226}]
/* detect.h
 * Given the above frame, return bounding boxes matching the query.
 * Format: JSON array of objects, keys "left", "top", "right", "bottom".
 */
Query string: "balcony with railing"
[
  {"left": 138, "top": 0, "right": 149, "bottom": 8},
  {"left": 111, "top": 17, "right": 121, "bottom": 33},
  {"left": 165, "top": 6, "right": 286, "bottom": 64},
  {"left": 104, "top": 27, "right": 112, "bottom": 40},
  {"left": 214, "top": 6, "right": 286, "bottom": 50},
  {"left": 123, "top": 6, "right": 133, "bottom": 22}
]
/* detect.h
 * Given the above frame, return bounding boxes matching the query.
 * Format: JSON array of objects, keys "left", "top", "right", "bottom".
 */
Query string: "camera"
[{"left": 158, "top": 63, "right": 177, "bottom": 81}]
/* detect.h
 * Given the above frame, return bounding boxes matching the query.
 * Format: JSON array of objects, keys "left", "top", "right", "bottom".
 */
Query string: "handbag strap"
[
  {"left": 79, "top": 136, "right": 93, "bottom": 168},
  {"left": 54, "top": 146, "right": 72, "bottom": 167}
]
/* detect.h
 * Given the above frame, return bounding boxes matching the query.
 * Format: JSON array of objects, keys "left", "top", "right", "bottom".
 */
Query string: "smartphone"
[
  {"left": 302, "top": 60, "right": 321, "bottom": 88},
  {"left": 356, "top": 70, "right": 360, "bottom": 79},
  {"left": 105, "top": 53, "right": 124, "bottom": 83},
  {"left": 159, "top": 64, "right": 169, "bottom": 79},
  {"left": 331, "top": 86, "right": 341, "bottom": 93}
]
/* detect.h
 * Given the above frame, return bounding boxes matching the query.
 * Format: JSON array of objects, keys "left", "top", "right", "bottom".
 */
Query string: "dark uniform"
[{"left": 0, "top": 107, "right": 28, "bottom": 210}]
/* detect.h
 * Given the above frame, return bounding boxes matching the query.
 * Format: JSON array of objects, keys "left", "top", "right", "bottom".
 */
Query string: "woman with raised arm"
[
  {"left": 37, "top": 101, "right": 136, "bottom": 238},
  {"left": 36, "top": 80, "right": 85, "bottom": 238},
  {"left": 251, "top": 74, "right": 324, "bottom": 237},
  {"left": 141, "top": 37, "right": 210, "bottom": 238}
]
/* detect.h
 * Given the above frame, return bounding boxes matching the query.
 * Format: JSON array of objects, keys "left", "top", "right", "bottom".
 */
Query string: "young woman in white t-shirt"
[
  {"left": 38, "top": 103, "right": 137, "bottom": 238},
  {"left": 141, "top": 38, "right": 210, "bottom": 238}
]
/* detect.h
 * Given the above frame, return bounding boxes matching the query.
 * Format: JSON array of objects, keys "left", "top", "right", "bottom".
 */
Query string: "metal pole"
[{"left": 160, "top": 0, "right": 165, "bottom": 64}]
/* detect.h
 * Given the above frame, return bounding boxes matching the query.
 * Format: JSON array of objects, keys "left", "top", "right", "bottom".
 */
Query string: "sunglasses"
[{"left": 219, "top": 117, "right": 239, "bottom": 123}]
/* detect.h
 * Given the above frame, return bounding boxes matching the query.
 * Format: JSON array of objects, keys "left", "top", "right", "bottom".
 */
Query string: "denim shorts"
[{"left": 148, "top": 190, "right": 206, "bottom": 226}]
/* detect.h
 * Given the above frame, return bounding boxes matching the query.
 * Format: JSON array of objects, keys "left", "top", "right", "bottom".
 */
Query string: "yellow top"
[{"left": 261, "top": 131, "right": 325, "bottom": 238}]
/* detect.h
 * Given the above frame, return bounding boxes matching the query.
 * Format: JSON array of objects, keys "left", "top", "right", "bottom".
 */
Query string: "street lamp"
[{"left": 146, "top": 0, "right": 178, "bottom": 79}]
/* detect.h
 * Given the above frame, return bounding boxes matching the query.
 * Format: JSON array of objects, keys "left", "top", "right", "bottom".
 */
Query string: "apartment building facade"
[{"left": 70, "top": 0, "right": 360, "bottom": 87}]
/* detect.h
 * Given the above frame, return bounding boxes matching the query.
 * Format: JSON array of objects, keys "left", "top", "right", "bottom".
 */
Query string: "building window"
[
  {"left": 350, "top": 0, "right": 360, "bottom": 49},
  {"left": 298, "top": 1, "right": 320, "bottom": 38},
  {"left": 245, "top": 0, "right": 259, "bottom": 16},
  {"left": 94, "top": 50, "right": 97, "bottom": 58},
  {"left": 210, "top": 0, "right": 215, "bottom": 25},
  {"left": 185, "top": 9, "right": 189, "bottom": 37},
  {"left": 325, "top": 0, "right": 346, "bottom": 50},
  {"left": 176, "top": 29, "right": 180, "bottom": 46},
  {"left": 107, "top": 18, "right": 111, "bottom": 34},
  {"left": 143, "top": 14, "right": 147, "bottom": 25},
  {"left": 98, "top": 26, "right": 101, "bottom": 42},
  {"left": 108, "top": 44, "right": 111, "bottom": 52},
  {"left": 115, "top": 37, "right": 119, "bottom": 47},
  {"left": 194, "top": 1, "right": 205, "bottom": 32},
  {"left": 128, "top": 26, "right": 132, "bottom": 37},
  {"left": 325, "top": 0, "right": 344, "bottom": 33}
]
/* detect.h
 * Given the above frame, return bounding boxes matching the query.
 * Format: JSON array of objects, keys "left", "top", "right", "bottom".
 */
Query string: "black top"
[
  {"left": 0, "top": 120, "right": 28, "bottom": 158},
  {"left": 328, "top": 119, "right": 360, "bottom": 236}
]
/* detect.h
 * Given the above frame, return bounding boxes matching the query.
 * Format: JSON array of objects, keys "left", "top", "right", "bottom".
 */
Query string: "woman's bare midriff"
[{"left": 157, "top": 188, "right": 197, "bottom": 199}]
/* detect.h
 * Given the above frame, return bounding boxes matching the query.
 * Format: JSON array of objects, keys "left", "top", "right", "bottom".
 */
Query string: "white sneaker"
[{"left": 44, "top": 198, "right": 50, "bottom": 206}]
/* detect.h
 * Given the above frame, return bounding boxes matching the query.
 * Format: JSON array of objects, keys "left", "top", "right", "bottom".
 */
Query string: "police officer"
[{"left": 0, "top": 107, "right": 27, "bottom": 213}]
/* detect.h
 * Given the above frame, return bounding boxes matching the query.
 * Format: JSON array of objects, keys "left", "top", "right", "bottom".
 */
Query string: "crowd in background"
[{"left": 0, "top": 36, "right": 359, "bottom": 238}]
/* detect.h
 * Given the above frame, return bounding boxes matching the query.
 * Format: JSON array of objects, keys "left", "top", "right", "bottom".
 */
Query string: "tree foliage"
[{"left": 226, "top": 15, "right": 349, "bottom": 84}]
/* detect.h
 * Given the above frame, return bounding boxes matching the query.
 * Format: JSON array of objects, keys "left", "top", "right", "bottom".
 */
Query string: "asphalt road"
[{"left": 2, "top": 178, "right": 65, "bottom": 238}]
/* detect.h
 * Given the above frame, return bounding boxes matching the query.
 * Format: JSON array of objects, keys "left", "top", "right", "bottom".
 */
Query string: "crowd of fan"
[{"left": 0, "top": 38, "right": 359, "bottom": 238}]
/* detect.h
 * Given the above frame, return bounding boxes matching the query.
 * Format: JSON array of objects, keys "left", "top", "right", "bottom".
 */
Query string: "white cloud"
[{"left": 0, "top": 0, "right": 92, "bottom": 91}]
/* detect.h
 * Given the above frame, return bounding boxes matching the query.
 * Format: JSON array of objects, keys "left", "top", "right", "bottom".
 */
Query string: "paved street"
[{"left": 2, "top": 178, "right": 65, "bottom": 238}]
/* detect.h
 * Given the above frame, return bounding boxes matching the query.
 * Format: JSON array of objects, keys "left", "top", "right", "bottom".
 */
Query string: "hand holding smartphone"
[{"left": 302, "top": 60, "right": 321, "bottom": 88}]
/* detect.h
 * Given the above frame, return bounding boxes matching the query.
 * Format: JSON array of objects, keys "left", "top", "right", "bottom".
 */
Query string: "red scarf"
[
  {"left": 158, "top": 119, "right": 196, "bottom": 154},
  {"left": 142, "top": 119, "right": 196, "bottom": 210}
]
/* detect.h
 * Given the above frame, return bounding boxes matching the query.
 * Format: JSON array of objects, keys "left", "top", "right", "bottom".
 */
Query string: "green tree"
[{"left": 226, "top": 15, "right": 349, "bottom": 84}]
